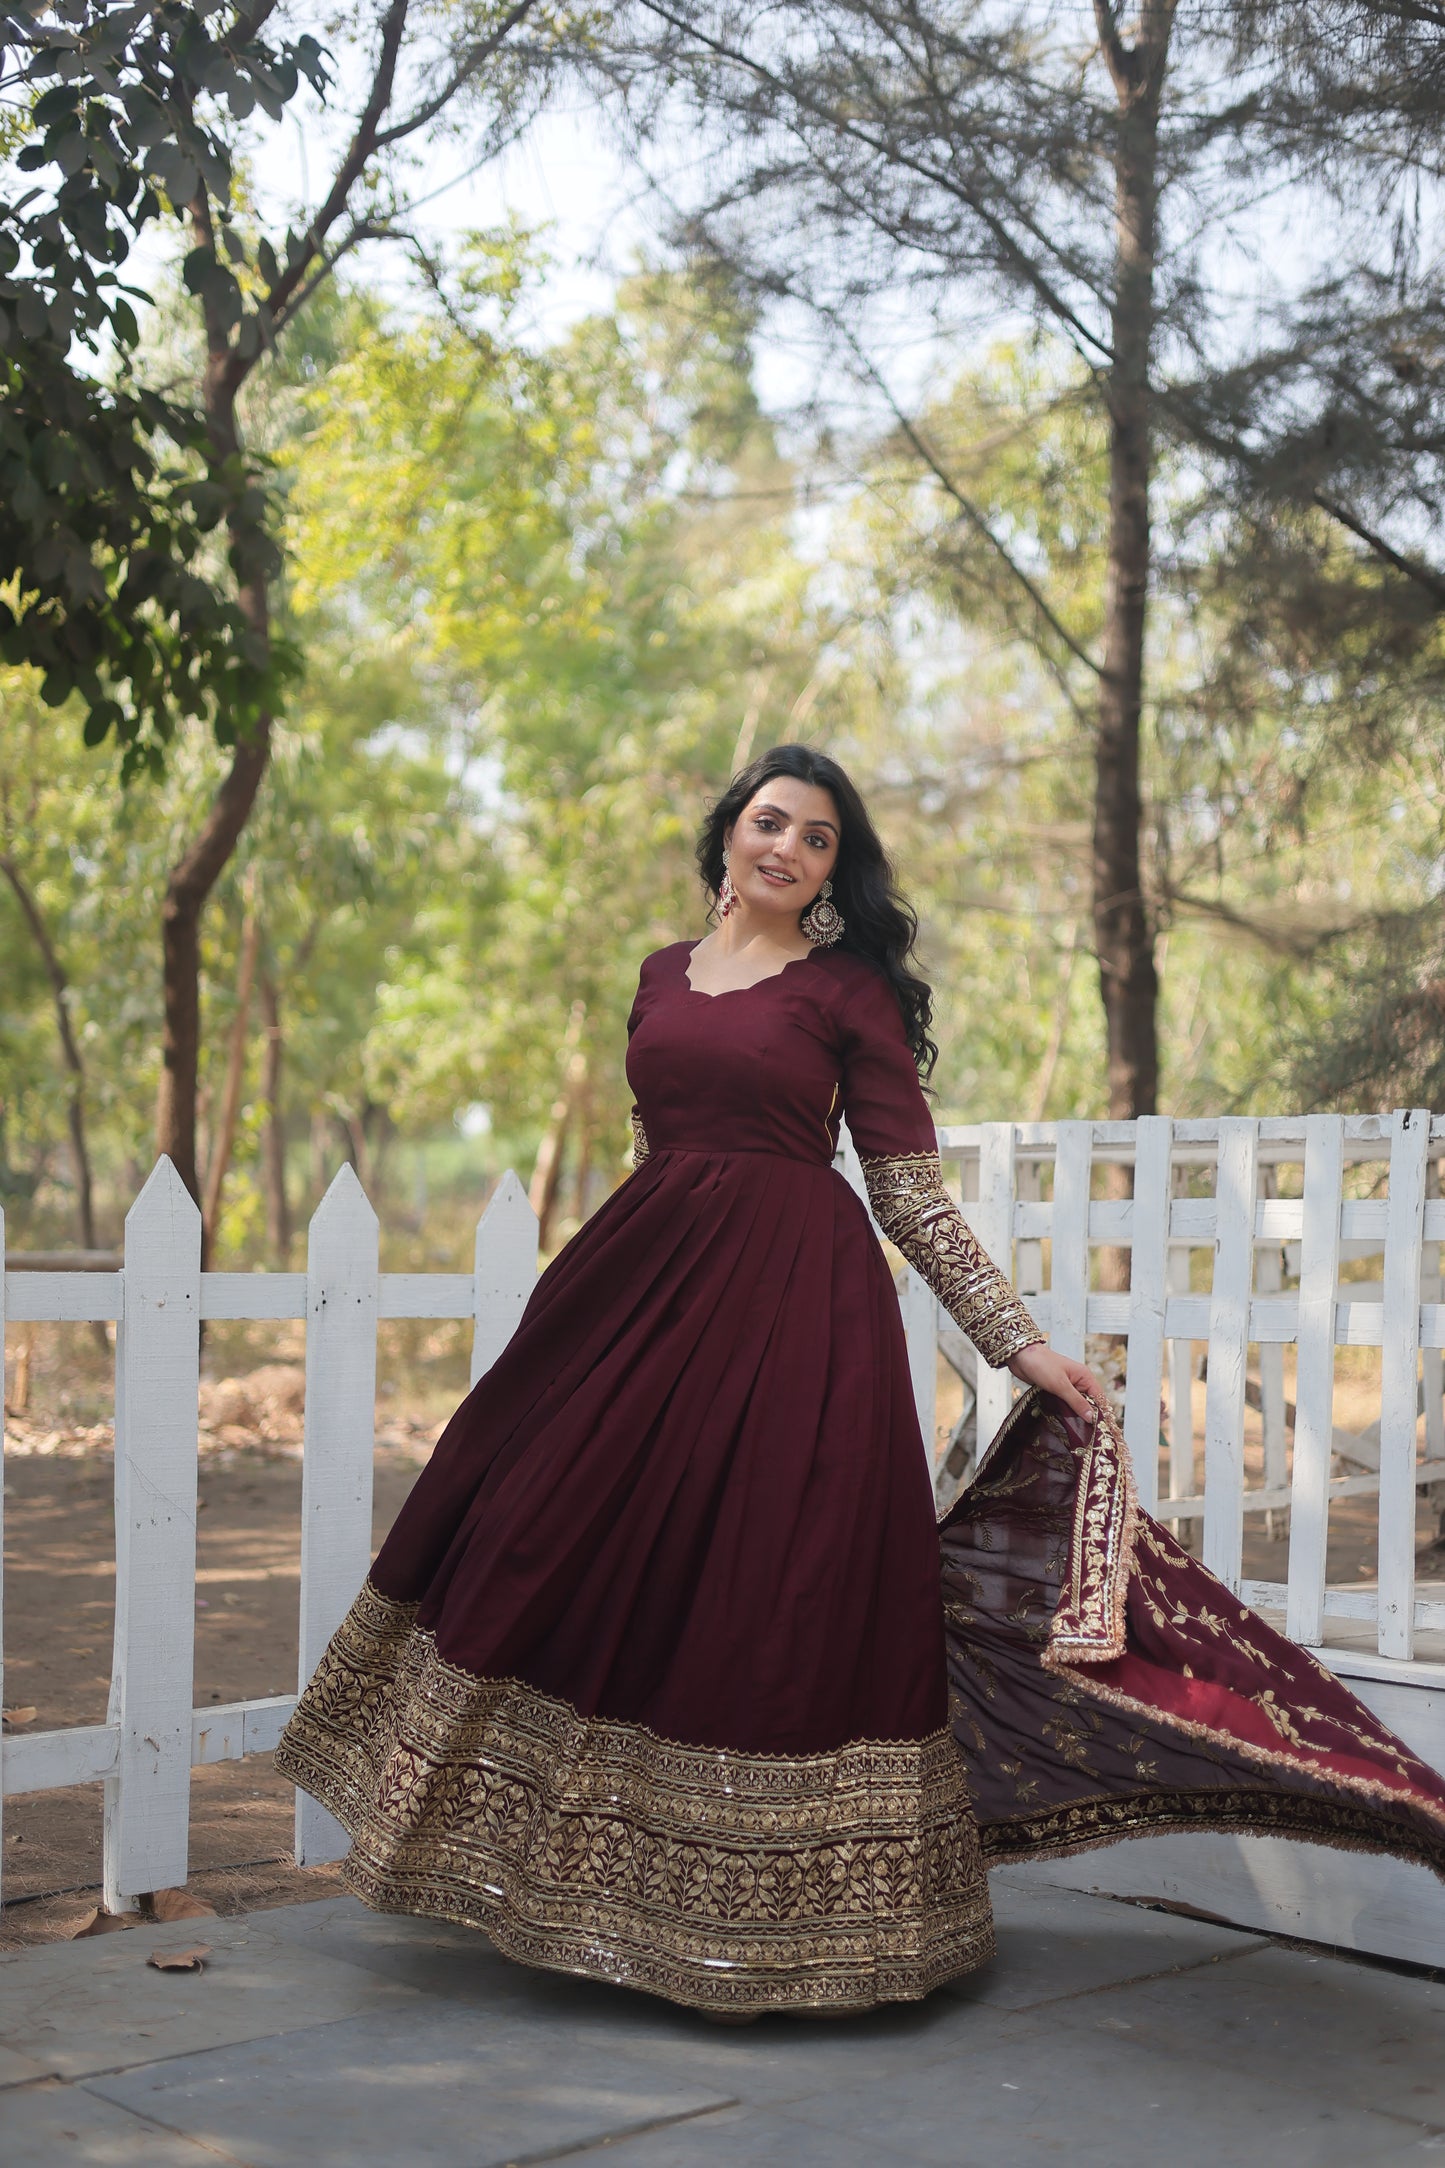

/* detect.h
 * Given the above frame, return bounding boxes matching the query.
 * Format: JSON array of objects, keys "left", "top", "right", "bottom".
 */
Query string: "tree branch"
[
  {"left": 246, "top": 0, "right": 411, "bottom": 384},
  {"left": 373, "top": 0, "right": 543, "bottom": 147},
  {"left": 267, "top": 215, "right": 390, "bottom": 341},
  {"left": 792, "top": 284, "right": 1104, "bottom": 677},
  {"left": 0, "top": 851, "right": 97, "bottom": 1247},
  {"left": 631, "top": 0, "right": 1116, "bottom": 360},
  {"left": 1092, "top": 0, "right": 1132, "bottom": 94},
  {"left": 1313, "top": 490, "right": 1445, "bottom": 609}
]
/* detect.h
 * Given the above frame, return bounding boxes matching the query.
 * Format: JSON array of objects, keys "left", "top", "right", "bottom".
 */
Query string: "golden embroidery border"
[
  {"left": 960, "top": 1390, "right": 1445, "bottom": 1856},
  {"left": 960, "top": 1386, "right": 1138, "bottom": 1666},
  {"left": 1049, "top": 1654, "right": 1445, "bottom": 1846},
  {"left": 274, "top": 1580, "right": 998, "bottom": 2015},
  {"left": 979, "top": 1782, "right": 1445, "bottom": 1874},
  {"left": 860, "top": 1150, "right": 1045, "bottom": 1373},
  {"left": 1043, "top": 1400, "right": 1138, "bottom": 1667}
]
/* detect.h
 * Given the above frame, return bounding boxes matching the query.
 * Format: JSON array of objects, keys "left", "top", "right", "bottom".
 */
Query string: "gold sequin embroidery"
[
  {"left": 861, "top": 1151, "right": 1044, "bottom": 1371},
  {"left": 275, "top": 1579, "right": 995, "bottom": 2015}
]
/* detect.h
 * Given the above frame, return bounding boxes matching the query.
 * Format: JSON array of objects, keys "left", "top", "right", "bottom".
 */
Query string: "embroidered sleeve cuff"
[
  {"left": 630, "top": 1110, "right": 650, "bottom": 1171},
  {"left": 860, "top": 1151, "right": 1045, "bottom": 1371}
]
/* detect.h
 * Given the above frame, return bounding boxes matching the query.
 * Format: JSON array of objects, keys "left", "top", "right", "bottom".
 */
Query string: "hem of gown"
[
  {"left": 979, "top": 1784, "right": 1445, "bottom": 1877},
  {"left": 274, "top": 1578, "right": 996, "bottom": 2015}
]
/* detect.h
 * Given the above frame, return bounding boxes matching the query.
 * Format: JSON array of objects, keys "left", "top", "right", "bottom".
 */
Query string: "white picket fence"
[
  {"left": 898, "top": 1112, "right": 1445, "bottom": 1668},
  {"left": 3, "top": 1116, "right": 1445, "bottom": 1959},
  {"left": 0, "top": 1159, "right": 539, "bottom": 1915},
  {"left": 903, "top": 1110, "right": 1445, "bottom": 1964}
]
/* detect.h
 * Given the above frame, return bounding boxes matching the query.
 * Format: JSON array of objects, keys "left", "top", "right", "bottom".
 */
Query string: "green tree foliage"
[
  {"left": 0, "top": 0, "right": 327, "bottom": 763},
  {"left": 288, "top": 253, "right": 861, "bottom": 1189}
]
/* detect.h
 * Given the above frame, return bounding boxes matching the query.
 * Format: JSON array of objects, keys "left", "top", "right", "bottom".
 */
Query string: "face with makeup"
[{"left": 722, "top": 777, "right": 841, "bottom": 932}]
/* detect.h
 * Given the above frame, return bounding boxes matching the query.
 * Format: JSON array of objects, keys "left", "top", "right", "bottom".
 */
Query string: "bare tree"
[{"left": 602, "top": 0, "right": 1408, "bottom": 1116}]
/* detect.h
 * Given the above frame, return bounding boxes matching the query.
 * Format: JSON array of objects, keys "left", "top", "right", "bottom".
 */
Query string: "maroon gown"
[{"left": 277, "top": 938, "right": 1445, "bottom": 2014}]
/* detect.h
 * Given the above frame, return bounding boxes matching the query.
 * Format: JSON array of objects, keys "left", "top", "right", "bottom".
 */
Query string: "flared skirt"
[
  {"left": 277, "top": 1148, "right": 993, "bottom": 2013},
  {"left": 277, "top": 1151, "right": 1445, "bottom": 2013}
]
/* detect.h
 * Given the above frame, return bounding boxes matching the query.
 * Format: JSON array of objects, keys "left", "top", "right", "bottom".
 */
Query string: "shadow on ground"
[{"left": 1, "top": 1873, "right": 1442, "bottom": 2166}]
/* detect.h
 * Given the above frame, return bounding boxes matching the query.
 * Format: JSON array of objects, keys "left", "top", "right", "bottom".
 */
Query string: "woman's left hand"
[{"left": 1006, "top": 1340, "right": 1111, "bottom": 1422}]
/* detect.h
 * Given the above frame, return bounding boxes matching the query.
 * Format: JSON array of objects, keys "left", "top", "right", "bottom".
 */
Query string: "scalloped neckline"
[{"left": 682, "top": 940, "right": 824, "bottom": 1000}]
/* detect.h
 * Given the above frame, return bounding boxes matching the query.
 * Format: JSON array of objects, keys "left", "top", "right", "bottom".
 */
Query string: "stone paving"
[{"left": 1, "top": 1872, "right": 1443, "bottom": 2166}]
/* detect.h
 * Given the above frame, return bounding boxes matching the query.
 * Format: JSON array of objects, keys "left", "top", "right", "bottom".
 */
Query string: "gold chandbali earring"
[
  {"left": 800, "top": 877, "right": 844, "bottom": 947},
  {"left": 718, "top": 864, "right": 738, "bottom": 917}
]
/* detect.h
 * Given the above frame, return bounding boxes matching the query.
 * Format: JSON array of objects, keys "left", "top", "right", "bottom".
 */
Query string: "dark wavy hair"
[{"left": 695, "top": 744, "right": 938, "bottom": 1078}]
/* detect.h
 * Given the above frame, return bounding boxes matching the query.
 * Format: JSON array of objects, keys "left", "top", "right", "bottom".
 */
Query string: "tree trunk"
[
  {"left": 157, "top": 260, "right": 273, "bottom": 1202},
  {"left": 259, "top": 967, "right": 290, "bottom": 1263},
  {"left": 1093, "top": 0, "right": 1175, "bottom": 1120},
  {"left": 310, "top": 1107, "right": 330, "bottom": 1209},
  {"left": 155, "top": 604, "right": 272, "bottom": 1203},
  {"left": 0, "top": 852, "right": 97, "bottom": 1248},
  {"left": 529, "top": 1002, "right": 587, "bottom": 1251},
  {"left": 201, "top": 900, "right": 261, "bottom": 1258}
]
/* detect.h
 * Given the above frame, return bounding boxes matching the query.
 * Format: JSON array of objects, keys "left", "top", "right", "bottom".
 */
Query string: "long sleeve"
[
  {"left": 838, "top": 966, "right": 1045, "bottom": 1372},
  {"left": 625, "top": 960, "right": 651, "bottom": 1171},
  {"left": 860, "top": 1151, "right": 1043, "bottom": 1370}
]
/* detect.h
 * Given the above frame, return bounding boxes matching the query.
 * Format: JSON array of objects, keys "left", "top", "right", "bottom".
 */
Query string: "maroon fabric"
[
  {"left": 369, "top": 942, "right": 948, "bottom": 1756},
  {"left": 369, "top": 935, "right": 1445, "bottom": 1884},
  {"left": 943, "top": 1395, "right": 1445, "bottom": 1878}
]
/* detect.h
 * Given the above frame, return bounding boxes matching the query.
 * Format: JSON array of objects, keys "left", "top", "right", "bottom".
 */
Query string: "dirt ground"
[
  {"left": 0, "top": 1423, "right": 444, "bottom": 1951},
  {"left": 3, "top": 1329, "right": 1442, "bottom": 1953},
  {"left": 0, "top": 1316, "right": 465, "bottom": 1953}
]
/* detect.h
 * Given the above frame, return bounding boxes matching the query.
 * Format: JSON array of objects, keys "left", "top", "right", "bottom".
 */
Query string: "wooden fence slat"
[
  {"left": 103, "top": 1158, "right": 201, "bottom": 1911},
  {"left": 1424, "top": 1159, "right": 1444, "bottom": 1465},
  {"left": 4, "top": 1271, "right": 123, "bottom": 1322},
  {"left": 1020, "top": 1195, "right": 1406, "bottom": 1245},
  {"left": 470, "top": 1171, "right": 538, "bottom": 1388},
  {"left": 1124, "top": 1116, "right": 1172, "bottom": 1514},
  {"left": 970, "top": 1125, "right": 1017, "bottom": 1448},
  {"left": 200, "top": 1273, "right": 307, "bottom": 1320},
  {"left": 1167, "top": 1175, "right": 1195, "bottom": 1507},
  {"left": 1286, "top": 1115, "right": 1345, "bottom": 1645},
  {"left": 296, "top": 1166, "right": 379, "bottom": 1866},
  {"left": 192, "top": 1694, "right": 295, "bottom": 1766},
  {"left": 1049, "top": 1122, "right": 1093, "bottom": 1362},
  {"left": 380, "top": 1273, "right": 476, "bottom": 1320},
  {"left": 1379, "top": 1109, "right": 1430, "bottom": 1660},
  {"left": 900, "top": 1267, "right": 940, "bottom": 1468},
  {"left": 1256, "top": 1168, "right": 1288, "bottom": 1530},
  {"left": 6, "top": 1722, "right": 119, "bottom": 1795},
  {"left": 1203, "top": 1118, "right": 1258, "bottom": 1591},
  {"left": 1014, "top": 1158, "right": 1044, "bottom": 1303}
]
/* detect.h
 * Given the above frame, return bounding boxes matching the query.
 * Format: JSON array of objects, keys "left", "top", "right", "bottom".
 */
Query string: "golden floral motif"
[
  {"left": 275, "top": 1579, "right": 996, "bottom": 2015},
  {"left": 629, "top": 1109, "right": 649, "bottom": 1170},
  {"left": 1042, "top": 1400, "right": 1139, "bottom": 1671},
  {"left": 859, "top": 1152, "right": 1044, "bottom": 1370}
]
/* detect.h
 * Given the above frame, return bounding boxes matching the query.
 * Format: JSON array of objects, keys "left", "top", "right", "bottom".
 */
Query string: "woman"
[{"left": 277, "top": 745, "right": 1445, "bottom": 2019}]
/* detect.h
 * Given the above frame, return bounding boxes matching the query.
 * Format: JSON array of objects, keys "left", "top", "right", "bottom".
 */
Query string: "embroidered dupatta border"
[
  {"left": 978, "top": 1783, "right": 1445, "bottom": 1873},
  {"left": 960, "top": 1387, "right": 1137, "bottom": 1667},
  {"left": 274, "top": 1578, "right": 995, "bottom": 2015},
  {"left": 969, "top": 1390, "right": 1445, "bottom": 1865}
]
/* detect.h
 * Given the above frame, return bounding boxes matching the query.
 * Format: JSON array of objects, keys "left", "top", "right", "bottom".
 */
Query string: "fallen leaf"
[
  {"left": 1, "top": 1706, "right": 37, "bottom": 1729},
  {"left": 147, "top": 1945, "right": 210, "bottom": 1972},
  {"left": 148, "top": 1887, "right": 217, "bottom": 1922},
  {"left": 72, "top": 1907, "right": 137, "bottom": 1938}
]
